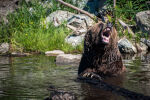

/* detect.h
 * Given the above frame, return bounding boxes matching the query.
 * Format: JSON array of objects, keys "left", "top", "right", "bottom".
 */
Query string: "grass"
[{"left": 0, "top": 0, "right": 83, "bottom": 53}]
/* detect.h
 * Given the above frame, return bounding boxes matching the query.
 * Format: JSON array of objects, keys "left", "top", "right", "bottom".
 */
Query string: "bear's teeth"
[{"left": 106, "top": 28, "right": 111, "bottom": 31}]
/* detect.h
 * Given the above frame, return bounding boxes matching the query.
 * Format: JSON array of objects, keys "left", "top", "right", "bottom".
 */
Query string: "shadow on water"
[{"left": 0, "top": 52, "right": 150, "bottom": 100}]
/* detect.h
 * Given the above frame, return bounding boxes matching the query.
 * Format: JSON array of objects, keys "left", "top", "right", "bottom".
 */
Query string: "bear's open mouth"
[{"left": 101, "top": 27, "right": 111, "bottom": 44}]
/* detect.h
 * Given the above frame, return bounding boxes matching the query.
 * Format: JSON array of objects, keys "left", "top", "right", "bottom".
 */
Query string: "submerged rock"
[
  {"left": 11, "top": 52, "right": 31, "bottom": 57},
  {"left": 0, "top": 43, "right": 9, "bottom": 55},
  {"left": 45, "top": 86, "right": 76, "bottom": 100},
  {"left": 118, "top": 38, "right": 137, "bottom": 54},
  {"left": 0, "top": 56, "right": 9, "bottom": 65},
  {"left": 136, "top": 11, "right": 150, "bottom": 34},
  {"left": 56, "top": 54, "right": 81, "bottom": 66},
  {"left": 45, "top": 50, "right": 64, "bottom": 56}
]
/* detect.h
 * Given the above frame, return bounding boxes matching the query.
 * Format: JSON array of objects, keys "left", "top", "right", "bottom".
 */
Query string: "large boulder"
[
  {"left": 43, "top": 10, "right": 74, "bottom": 27},
  {"left": 65, "top": 34, "right": 85, "bottom": 47},
  {"left": 56, "top": 54, "right": 81, "bottom": 66},
  {"left": 118, "top": 38, "right": 137, "bottom": 54},
  {"left": 136, "top": 11, "right": 150, "bottom": 34},
  {"left": 67, "top": 14, "right": 94, "bottom": 35},
  {"left": 42, "top": 10, "right": 94, "bottom": 31},
  {"left": 0, "top": 43, "right": 9, "bottom": 55}
]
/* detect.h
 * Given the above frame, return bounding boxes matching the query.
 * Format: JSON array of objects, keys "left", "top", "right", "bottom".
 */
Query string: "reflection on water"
[{"left": 0, "top": 53, "right": 150, "bottom": 100}]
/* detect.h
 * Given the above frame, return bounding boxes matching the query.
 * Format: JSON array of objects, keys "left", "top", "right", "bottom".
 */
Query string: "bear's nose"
[{"left": 106, "top": 21, "right": 113, "bottom": 30}]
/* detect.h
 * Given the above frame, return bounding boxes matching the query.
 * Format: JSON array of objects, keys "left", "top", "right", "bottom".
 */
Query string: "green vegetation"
[
  {"left": 0, "top": 0, "right": 149, "bottom": 53},
  {"left": 106, "top": 0, "right": 149, "bottom": 41},
  {"left": 0, "top": 0, "right": 83, "bottom": 53},
  {"left": 106, "top": 0, "right": 149, "bottom": 24}
]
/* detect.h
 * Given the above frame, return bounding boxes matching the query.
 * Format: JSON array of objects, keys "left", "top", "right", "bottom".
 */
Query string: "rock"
[
  {"left": 71, "top": 0, "right": 89, "bottom": 10},
  {"left": 45, "top": 86, "right": 76, "bottom": 100},
  {"left": 0, "top": 43, "right": 9, "bottom": 55},
  {"left": 45, "top": 50, "right": 64, "bottom": 56},
  {"left": 56, "top": 54, "right": 81, "bottom": 66},
  {"left": 135, "top": 42, "right": 148, "bottom": 52},
  {"left": 140, "top": 42, "right": 148, "bottom": 51},
  {"left": 118, "top": 38, "right": 137, "bottom": 54},
  {"left": 136, "top": 11, "right": 150, "bottom": 34},
  {"left": 0, "top": 0, "right": 19, "bottom": 23},
  {"left": 141, "top": 38, "right": 150, "bottom": 49},
  {"left": 11, "top": 52, "right": 31, "bottom": 57},
  {"left": 67, "top": 14, "right": 94, "bottom": 35},
  {"left": 65, "top": 34, "right": 85, "bottom": 46},
  {"left": 42, "top": 10, "right": 74, "bottom": 27},
  {"left": 42, "top": 10, "right": 94, "bottom": 33}
]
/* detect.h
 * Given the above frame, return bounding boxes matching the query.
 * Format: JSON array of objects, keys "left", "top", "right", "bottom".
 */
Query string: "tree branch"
[
  {"left": 55, "top": 0, "right": 101, "bottom": 22},
  {"left": 118, "top": 19, "right": 135, "bottom": 37}
]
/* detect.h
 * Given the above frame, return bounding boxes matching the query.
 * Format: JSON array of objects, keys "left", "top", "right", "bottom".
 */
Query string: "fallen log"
[{"left": 118, "top": 19, "right": 135, "bottom": 37}]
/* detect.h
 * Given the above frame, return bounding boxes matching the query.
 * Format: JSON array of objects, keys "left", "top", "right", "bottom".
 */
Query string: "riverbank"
[{"left": 0, "top": 0, "right": 150, "bottom": 56}]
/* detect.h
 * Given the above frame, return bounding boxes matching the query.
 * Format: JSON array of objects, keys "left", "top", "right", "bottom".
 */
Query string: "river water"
[{"left": 0, "top": 53, "right": 150, "bottom": 100}]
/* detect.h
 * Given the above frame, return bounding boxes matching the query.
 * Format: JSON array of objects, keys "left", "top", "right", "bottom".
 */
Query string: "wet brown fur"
[{"left": 78, "top": 22, "right": 126, "bottom": 76}]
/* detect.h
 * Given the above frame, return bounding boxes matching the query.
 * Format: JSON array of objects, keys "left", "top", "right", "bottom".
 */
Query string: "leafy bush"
[{"left": 106, "top": 0, "right": 149, "bottom": 24}]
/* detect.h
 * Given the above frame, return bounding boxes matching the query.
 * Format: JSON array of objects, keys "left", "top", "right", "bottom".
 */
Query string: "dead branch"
[
  {"left": 56, "top": 0, "right": 101, "bottom": 22},
  {"left": 67, "top": 24, "right": 77, "bottom": 31},
  {"left": 118, "top": 19, "right": 135, "bottom": 37},
  {"left": 113, "top": 0, "right": 116, "bottom": 8}
]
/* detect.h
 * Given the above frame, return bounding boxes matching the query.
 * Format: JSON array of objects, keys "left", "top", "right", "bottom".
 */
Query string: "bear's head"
[
  {"left": 92, "top": 21, "right": 118, "bottom": 47},
  {"left": 84, "top": 21, "right": 118, "bottom": 52},
  {"left": 100, "top": 22, "right": 113, "bottom": 44}
]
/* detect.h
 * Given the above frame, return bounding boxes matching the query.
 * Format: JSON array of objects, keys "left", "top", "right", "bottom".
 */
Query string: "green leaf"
[{"left": 107, "top": 15, "right": 112, "bottom": 22}]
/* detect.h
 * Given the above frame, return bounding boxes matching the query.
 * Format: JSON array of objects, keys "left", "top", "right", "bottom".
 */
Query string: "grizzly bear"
[{"left": 78, "top": 21, "right": 126, "bottom": 77}]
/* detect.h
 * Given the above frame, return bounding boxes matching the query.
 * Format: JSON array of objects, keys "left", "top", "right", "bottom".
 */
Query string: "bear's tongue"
[{"left": 102, "top": 36, "right": 109, "bottom": 43}]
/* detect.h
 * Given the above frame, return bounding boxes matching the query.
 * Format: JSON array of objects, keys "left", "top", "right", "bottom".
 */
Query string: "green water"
[{"left": 0, "top": 53, "right": 150, "bottom": 100}]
